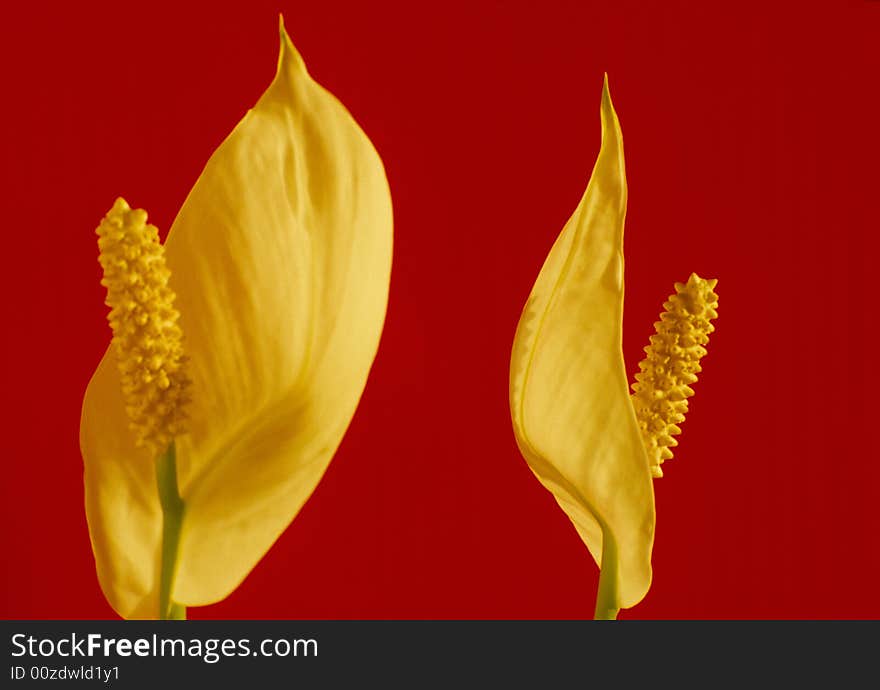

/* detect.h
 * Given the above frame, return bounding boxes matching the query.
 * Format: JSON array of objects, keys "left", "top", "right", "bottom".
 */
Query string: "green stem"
[
  {"left": 156, "top": 441, "right": 186, "bottom": 621},
  {"left": 593, "top": 532, "right": 620, "bottom": 620}
]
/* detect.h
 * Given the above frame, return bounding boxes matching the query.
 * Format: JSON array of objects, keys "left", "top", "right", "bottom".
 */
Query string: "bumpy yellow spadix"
[
  {"left": 80, "top": 19, "right": 393, "bottom": 619},
  {"left": 632, "top": 274, "right": 719, "bottom": 478},
  {"left": 96, "top": 198, "right": 190, "bottom": 455},
  {"left": 509, "top": 76, "right": 655, "bottom": 615}
]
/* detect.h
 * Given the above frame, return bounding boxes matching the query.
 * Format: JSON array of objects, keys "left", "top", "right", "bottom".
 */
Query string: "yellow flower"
[
  {"left": 80, "top": 19, "right": 393, "bottom": 619},
  {"left": 509, "top": 76, "right": 717, "bottom": 619}
]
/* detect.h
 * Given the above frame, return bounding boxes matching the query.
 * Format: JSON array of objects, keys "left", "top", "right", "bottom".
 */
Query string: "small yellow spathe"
[
  {"left": 80, "top": 20, "right": 393, "bottom": 618},
  {"left": 509, "top": 76, "right": 655, "bottom": 612}
]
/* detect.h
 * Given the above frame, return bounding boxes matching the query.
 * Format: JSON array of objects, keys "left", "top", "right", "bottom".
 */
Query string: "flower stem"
[
  {"left": 593, "top": 532, "right": 620, "bottom": 620},
  {"left": 156, "top": 441, "right": 186, "bottom": 620}
]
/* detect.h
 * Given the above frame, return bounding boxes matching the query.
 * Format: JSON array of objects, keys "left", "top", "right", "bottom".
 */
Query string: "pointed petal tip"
[
  {"left": 276, "top": 14, "right": 306, "bottom": 74},
  {"left": 601, "top": 72, "right": 611, "bottom": 104},
  {"left": 278, "top": 13, "right": 293, "bottom": 44},
  {"left": 595, "top": 72, "right": 624, "bottom": 181},
  {"left": 599, "top": 73, "right": 620, "bottom": 135}
]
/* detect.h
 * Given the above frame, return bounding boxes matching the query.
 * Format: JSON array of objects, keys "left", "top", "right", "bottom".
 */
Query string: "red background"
[{"left": 2, "top": 1, "right": 878, "bottom": 620}]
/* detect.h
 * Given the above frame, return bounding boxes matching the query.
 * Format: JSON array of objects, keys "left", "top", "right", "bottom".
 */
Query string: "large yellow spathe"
[
  {"left": 80, "top": 21, "right": 393, "bottom": 618},
  {"left": 509, "top": 76, "right": 655, "bottom": 612}
]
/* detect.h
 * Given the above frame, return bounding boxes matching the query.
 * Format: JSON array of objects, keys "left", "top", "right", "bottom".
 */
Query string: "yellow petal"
[
  {"left": 80, "top": 19, "right": 393, "bottom": 617},
  {"left": 509, "top": 75, "right": 654, "bottom": 610}
]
